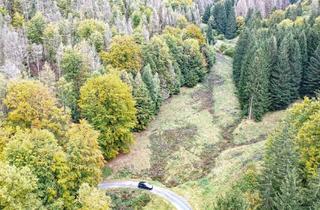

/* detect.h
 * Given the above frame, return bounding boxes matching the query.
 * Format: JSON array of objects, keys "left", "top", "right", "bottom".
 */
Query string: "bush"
[
  {"left": 223, "top": 47, "right": 235, "bottom": 57},
  {"left": 202, "top": 45, "right": 216, "bottom": 69}
]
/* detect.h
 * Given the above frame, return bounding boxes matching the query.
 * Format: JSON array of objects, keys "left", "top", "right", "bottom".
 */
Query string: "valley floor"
[{"left": 106, "top": 53, "right": 285, "bottom": 210}]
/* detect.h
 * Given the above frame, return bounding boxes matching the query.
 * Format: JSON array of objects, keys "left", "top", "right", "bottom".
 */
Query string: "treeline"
[
  {"left": 203, "top": 0, "right": 238, "bottom": 42},
  {"left": 215, "top": 97, "right": 320, "bottom": 209},
  {"left": 233, "top": 5, "right": 320, "bottom": 120}
]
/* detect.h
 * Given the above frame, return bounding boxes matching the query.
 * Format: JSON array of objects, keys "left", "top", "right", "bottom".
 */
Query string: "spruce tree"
[
  {"left": 242, "top": 47, "right": 270, "bottom": 121},
  {"left": 299, "top": 32, "right": 308, "bottom": 96},
  {"left": 287, "top": 37, "right": 302, "bottom": 101},
  {"left": 142, "top": 65, "right": 162, "bottom": 114},
  {"left": 212, "top": 2, "right": 227, "bottom": 34},
  {"left": 303, "top": 44, "right": 320, "bottom": 96},
  {"left": 206, "top": 21, "right": 215, "bottom": 45},
  {"left": 260, "top": 123, "right": 301, "bottom": 209},
  {"left": 225, "top": 0, "right": 237, "bottom": 39},
  {"left": 238, "top": 44, "right": 257, "bottom": 111},
  {"left": 270, "top": 36, "right": 292, "bottom": 110},
  {"left": 202, "top": 5, "right": 212, "bottom": 24},
  {"left": 233, "top": 29, "right": 251, "bottom": 88},
  {"left": 133, "top": 72, "right": 154, "bottom": 131}
]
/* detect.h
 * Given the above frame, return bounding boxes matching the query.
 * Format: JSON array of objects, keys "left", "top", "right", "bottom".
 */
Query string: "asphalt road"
[{"left": 98, "top": 181, "right": 192, "bottom": 210}]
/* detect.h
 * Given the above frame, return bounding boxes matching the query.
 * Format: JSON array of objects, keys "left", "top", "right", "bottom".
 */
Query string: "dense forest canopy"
[{"left": 0, "top": 0, "right": 319, "bottom": 209}]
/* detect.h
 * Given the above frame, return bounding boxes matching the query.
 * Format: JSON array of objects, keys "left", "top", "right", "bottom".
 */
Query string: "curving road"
[{"left": 98, "top": 181, "right": 192, "bottom": 210}]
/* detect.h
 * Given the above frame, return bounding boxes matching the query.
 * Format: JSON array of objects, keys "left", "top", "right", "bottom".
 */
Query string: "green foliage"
[
  {"left": 183, "top": 24, "right": 206, "bottom": 46},
  {"left": 107, "top": 189, "right": 151, "bottom": 209},
  {"left": 233, "top": 29, "right": 252, "bottom": 88},
  {"left": 181, "top": 39, "right": 206, "bottom": 87},
  {"left": 77, "top": 19, "right": 106, "bottom": 40},
  {"left": 65, "top": 120, "right": 104, "bottom": 191},
  {"left": 259, "top": 98, "right": 320, "bottom": 209},
  {"left": 240, "top": 47, "right": 270, "bottom": 121},
  {"left": 26, "top": 12, "right": 46, "bottom": 44},
  {"left": 225, "top": 0, "right": 237, "bottom": 39},
  {"left": 43, "top": 23, "right": 62, "bottom": 63},
  {"left": 61, "top": 48, "right": 89, "bottom": 121},
  {"left": 79, "top": 74, "right": 136, "bottom": 159},
  {"left": 3, "top": 129, "right": 72, "bottom": 208},
  {"left": 210, "top": 0, "right": 237, "bottom": 39},
  {"left": 132, "top": 72, "right": 154, "bottom": 131},
  {"left": 202, "top": 45, "right": 216, "bottom": 69},
  {"left": 0, "top": 162, "right": 42, "bottom": 209},
  {"left": 270, "top": 34, "right": 301, "bottom": 110},
  {"left": 11, "top": 12, "right": 24, "bottom": 28},
  {"left": 142, "top": 65, "right": 162, "bottom": 114},
  {"left": 4, "top": 80, "right": 69, "bottom": 137},
  {"left": 76, "top": 19, "right": 106, "bottom": 51},
  {"left": 202, "top": 5, "right": 212, "bottom": 24},
  {"left": 212, "top": 2, "right": 226, "bottom": 34},
  {"left": 142, "top": 36, "right": 180, "bottom": 95},
  {"left": 302, "top": 44, "right": 320, "bottom": 97},
  {"left": 77, "top": 183, "right": 111, "bottom": 210},
  {"left": 101, "top": 35, "right": 143, "bottom": 73}
]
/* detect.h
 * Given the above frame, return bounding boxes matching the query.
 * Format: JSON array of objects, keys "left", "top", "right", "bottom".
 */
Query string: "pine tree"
[
  {"left": 132, "top": 72, "right": 154, "bottom": 131},
  {"left": 233, "top": 29, "right": 252, "bottom": 88},
  {"left": 225, "top": 0, "right": 237, "bottom": 39},
  {"left": 303, "top": 44, "right": 320, "bottom": 96}
]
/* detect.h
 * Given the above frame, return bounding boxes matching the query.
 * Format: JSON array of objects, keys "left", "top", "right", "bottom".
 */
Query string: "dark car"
[{"left": 138, "top": 181, "right": 153, "bottom": 190}]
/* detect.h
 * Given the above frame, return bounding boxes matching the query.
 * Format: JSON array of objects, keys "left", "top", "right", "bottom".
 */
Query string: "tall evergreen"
[
  {"left": 260, "top": 123, "right": 301, "bottom": 209},
  {"left": 206, "top": 20, "right": 215, "bottom": 44},
  {"left": 238, "top": 44, "right": 257, "bottom": 111},
  {"left": 212, "top": 2, "right": 227, "bottom": 34},
  {"left": 132, "top": 72, "right": 154, "bottom": 131},
  {"left": 287, "top": 37, "right": 302, "bottom": 101},
  {"left": 298, "top": 32, "right": 308, "bottom": 96},
  {"left": 242, "top": 47, "right": 270, "bottom": 120},
  {"left": 225, "top": 0, "right": 237, "bottom": 39},
  {"left": 270, "top": 36, "right": 292, "bottom": 110},
  {"left": 202, "top": 5, "right": 212, "bottom": 24},
  {"left": 233, "top": 29, "right": 252, "bottom": 88},
  {"left": 142, "top": 65, "right": 162, "bottom": 114},
  {"left": 303, "top": 44, "right": 320, "bottom": 96}
]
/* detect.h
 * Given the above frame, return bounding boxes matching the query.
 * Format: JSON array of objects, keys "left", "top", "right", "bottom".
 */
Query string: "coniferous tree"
[
  {"left": 202, "top": 5, "right": 212, "bottom": 24},
  {"left": 299, "top": 32, "right": 308, "bottom": 96},
  {"left": 212, "top": 2, "right": 227, "bottom": 34},
  {"left": 132, "top": 72, "right": 154, "bottom": 131},
  {"left": 287, "top": 37, "right": 302, "bottom": 101},
  {"left": 242, "top": 47, "right": 270, "bottom": 120},
  {"left": 142, "top": 65, "right": 162, "bottom": 114},
  {"left": 303, "top": 44, "right": 320, "bottom": 96},
  {"left": 270, "top": 36, "right": 292, "bottom": 110},
  {"left": 233, "top": 29, "right": 252, "bottom": 88},
  {"left": 238, "top": 44, "right": 257, "bottom": 111},
  {"left": 206, "top": 21, "right": 215, "bottom": 44},
  {"left": 225, "top": 0, "right": 237, "bottom": 39}
]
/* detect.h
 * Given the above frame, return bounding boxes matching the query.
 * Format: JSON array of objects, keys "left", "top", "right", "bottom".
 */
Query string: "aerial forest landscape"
[{"left": 0, "top": 0, "right": 319, "bottom": 209}]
